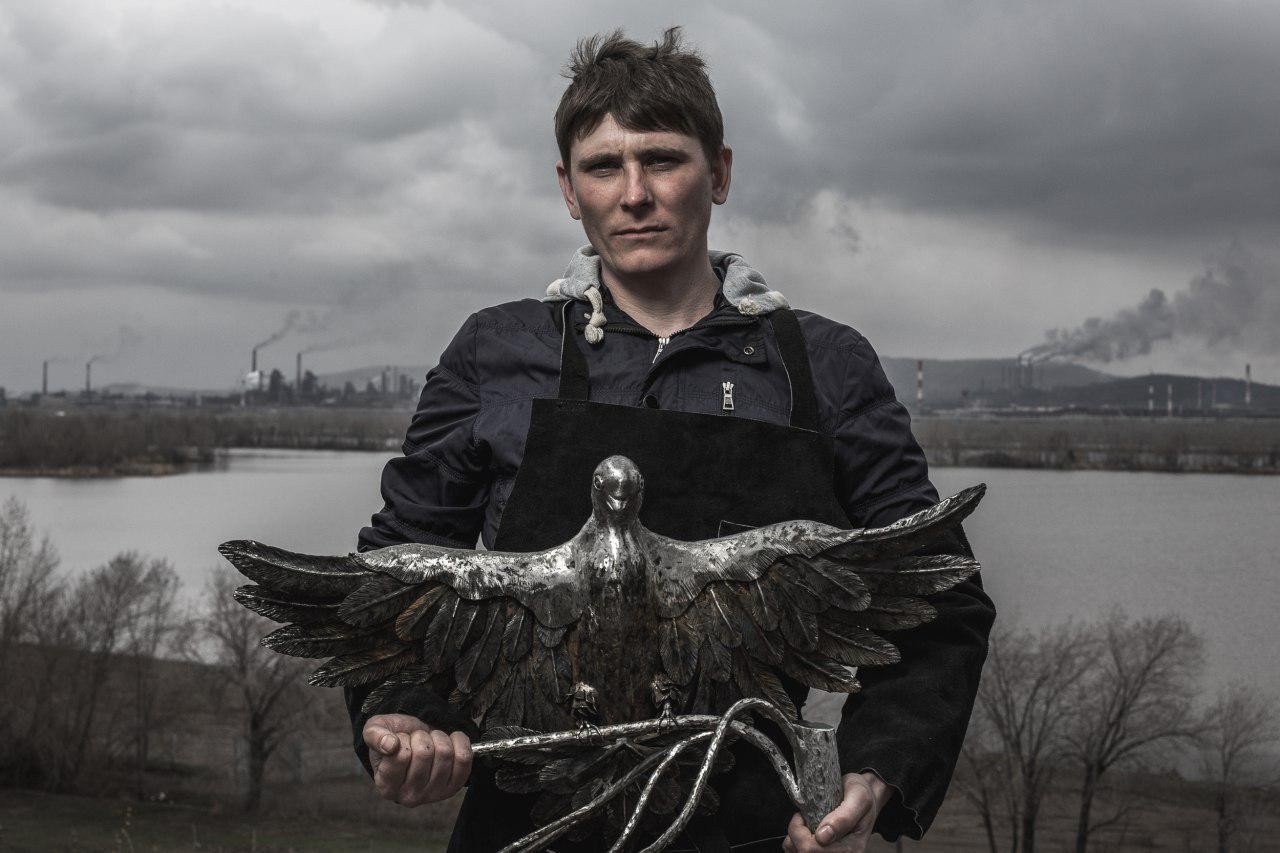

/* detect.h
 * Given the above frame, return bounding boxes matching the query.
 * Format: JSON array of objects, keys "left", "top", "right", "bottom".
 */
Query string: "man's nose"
[{"left": 620, "top": 165, "right": 652, "bottom": 209}]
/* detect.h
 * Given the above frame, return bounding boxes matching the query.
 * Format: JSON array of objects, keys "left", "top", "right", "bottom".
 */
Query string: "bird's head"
[{"left": 589, "top": 455, "right": 644, "bottom": 524}]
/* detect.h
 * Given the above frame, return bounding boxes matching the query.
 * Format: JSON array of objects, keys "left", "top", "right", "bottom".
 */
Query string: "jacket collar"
[{"left": 544, "top": 245, "right": 789, "bottom": 345}]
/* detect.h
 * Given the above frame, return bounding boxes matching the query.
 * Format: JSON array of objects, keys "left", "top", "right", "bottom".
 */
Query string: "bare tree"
[
  {"left": 1200, "top": 683, "right": 1279, "bottom": 853},
  {"left": 0, "top": 498, "right": 60, "bottom": 687},
  {"left": 1066, "top": 612, "right": 1204, "bottom": 853},
  {"left": 955, "top": 704, "right": 1006, "bottom": 853},
  {"left": 972, "top": 622, "right": 1093, "bottom": 853},
  {"left": 0, "top": 498, "right": 62, "bottom": 782},
  {"left": 48, "top": 554, "right": 161, "bottom": 790},
  {"left": 116, "top": 556, "right": 185, "bottom": 797},
  {"left": 202, "top": 567, "right": 310, "bottom": 812}
]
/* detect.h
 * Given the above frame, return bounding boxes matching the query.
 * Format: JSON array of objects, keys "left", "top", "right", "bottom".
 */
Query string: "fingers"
[
  {"left": 447, "top": 730, "right": 473, "bottom": 794},
  {"left": 815, "top": 776, "right": 877, "bottom": 846},
  {"left": 783, "top": 783, "right": 878, "bottom": 852},
  {"left": 364, "top": 717, "right": 472, "bottom": 807},
  {"left": 421, "top": 729, "right": 453, "bottom": 800},
  {"left": 399, "top": 728, "right": 438, "bottom": 805},
  {"left": 372, "top": 731, "right": 412, "bottom": 802},
  {"left": 363, "top": 720, "right": 401, "bottom": 757}
]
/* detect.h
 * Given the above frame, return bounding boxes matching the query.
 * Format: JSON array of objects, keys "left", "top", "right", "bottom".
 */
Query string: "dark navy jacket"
[{"left": 353, "top": 292, "right": 995, "bottom": 840}]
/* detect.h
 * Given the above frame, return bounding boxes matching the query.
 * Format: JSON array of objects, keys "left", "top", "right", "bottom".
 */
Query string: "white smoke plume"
[{"left": 1025, "top": 243, "right": 1280, "bottom": 362}]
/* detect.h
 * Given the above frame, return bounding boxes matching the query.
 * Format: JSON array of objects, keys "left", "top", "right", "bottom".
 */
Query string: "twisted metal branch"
[{"left": 478, "top": 698, "right": 838, "bottom": 853}]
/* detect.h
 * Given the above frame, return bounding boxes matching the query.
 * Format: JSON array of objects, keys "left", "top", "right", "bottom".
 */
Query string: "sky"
[{"left": 2, "top": 0, "right": 1279, "bottom": 394}]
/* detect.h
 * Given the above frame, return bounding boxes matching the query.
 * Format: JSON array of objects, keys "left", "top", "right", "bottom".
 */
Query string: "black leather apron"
[{"left": 447, "top": 302, "right": 853, "bottom": 853}]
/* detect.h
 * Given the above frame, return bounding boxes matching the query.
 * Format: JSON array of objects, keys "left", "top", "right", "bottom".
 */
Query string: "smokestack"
[
  {"left": 252, "top": 347, "right": 258, "bottom": 373},
  {"left": 296, "top": 352, "right": 302, "bottom": 391},
  {"left": 85, "top": 361, "right": 92, "bottom": 397},
  {"left": 1197, "top": 380, "right": 1203, "bottom": 411},
  {"left": 1147, "top": 383, "right": 1154, "bottom": 413},
  {"left": 42, "top": 360, "right": 48, "bottom": 396},
  {"left": 381, "top": 367, "right": 390, "bottom": 396},
  {"left": 916, "top": 360, "right": 924, "bottom": 409},
  {"left": 1245, "top": 363, "right": 1252, "bottom": 407},
  {"left": 1166, "top": 383, "right": 1173, "bottom": 417}
]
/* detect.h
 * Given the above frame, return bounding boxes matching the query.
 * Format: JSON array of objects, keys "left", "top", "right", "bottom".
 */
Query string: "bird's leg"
[
  {"left": 650, "top": 674, "right": 683, "bottom": 734},
  {"left": 564, "top": 682, "right": 602, "bottom": 739}
]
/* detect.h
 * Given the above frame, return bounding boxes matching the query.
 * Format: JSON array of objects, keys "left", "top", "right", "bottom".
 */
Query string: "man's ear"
[
  {"left": 711, "top": 146, "right": 733, "bottom": 205},
  {"left": 556, "top": 161, "right": 582, "bottom": 221}
]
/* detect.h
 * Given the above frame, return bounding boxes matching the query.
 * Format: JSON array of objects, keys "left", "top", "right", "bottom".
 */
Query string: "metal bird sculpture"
[{"left": 220, "top": 455, "right": 984, "bottom": 849}]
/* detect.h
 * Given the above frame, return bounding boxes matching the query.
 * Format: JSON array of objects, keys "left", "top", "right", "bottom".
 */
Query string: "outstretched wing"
[
  {"left": 219, "top": 538, "right": 584, "bottom": 732},
  {"left": 644, "top": 485, "right": 986, "bottom": 718}
]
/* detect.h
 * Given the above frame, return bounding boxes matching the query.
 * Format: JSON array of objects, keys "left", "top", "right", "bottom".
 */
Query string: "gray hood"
[{"left": 544, "top": 245, "right": 789, "bottom": 343}]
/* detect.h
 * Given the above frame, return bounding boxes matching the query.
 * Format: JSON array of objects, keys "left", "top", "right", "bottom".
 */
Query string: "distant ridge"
[{"left": 880, "top": 357, "right": 1110, "bottom": 408}]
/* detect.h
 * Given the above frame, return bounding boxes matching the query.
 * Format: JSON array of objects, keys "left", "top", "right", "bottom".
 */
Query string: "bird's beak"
[{"left": 605, "top": 495, "right": 625, "bottom": 512}]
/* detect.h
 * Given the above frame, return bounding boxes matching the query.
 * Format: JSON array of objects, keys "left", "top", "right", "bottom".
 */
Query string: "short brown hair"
[{"left": 554, "top": 27, "right": 724, "bottom": 168}]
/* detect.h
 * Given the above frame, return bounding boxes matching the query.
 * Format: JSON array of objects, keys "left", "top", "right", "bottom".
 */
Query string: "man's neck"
[{"left": 600, "top": 256, "right": 721, "bottom": 338}]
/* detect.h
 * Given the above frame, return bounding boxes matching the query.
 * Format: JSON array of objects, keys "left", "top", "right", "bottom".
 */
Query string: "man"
[{"left": 349, "top": 28, "right": 994, "bottom": 853}]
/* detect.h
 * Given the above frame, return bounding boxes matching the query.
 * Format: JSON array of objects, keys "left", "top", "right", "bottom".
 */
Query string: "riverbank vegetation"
[
  {"left": 3, "top": 407, "right": 1279, "bottom": 478},
  {"left": 1, "top": 498, "right": 1275, "bottom": 850},
  {"left": 0, "top": 407, "right": 408, "bottom": 476}
]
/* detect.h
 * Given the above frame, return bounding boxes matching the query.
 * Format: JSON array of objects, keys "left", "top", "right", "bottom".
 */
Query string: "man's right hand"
[{"left": 363, "top": 713, "right": 473, "bottom": 806}]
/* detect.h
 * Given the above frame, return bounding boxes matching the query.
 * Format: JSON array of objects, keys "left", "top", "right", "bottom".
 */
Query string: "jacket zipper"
[
  {"left": 722, "top": 381, "right": 735, "bottom": 412},
  {"left": 652, "top": 336, "right": 670, "bottom": 364}
]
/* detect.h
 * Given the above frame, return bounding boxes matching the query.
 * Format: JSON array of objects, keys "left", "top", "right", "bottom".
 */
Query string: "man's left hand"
[{"left": 782, "top": 771, "right": 891, "bottom": 852}]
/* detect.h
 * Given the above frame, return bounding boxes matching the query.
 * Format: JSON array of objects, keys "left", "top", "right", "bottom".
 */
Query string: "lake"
[{"left": 3, "top": 450, "right": 1278, "bottom": 700}]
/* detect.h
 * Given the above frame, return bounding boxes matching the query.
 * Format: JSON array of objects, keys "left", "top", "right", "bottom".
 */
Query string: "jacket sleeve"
[
  {"left": 345, "top": 314, "right": 490, "bottom": 775},
  {"left": 829, "top": 343, "right": 996, "bottom": 841}
]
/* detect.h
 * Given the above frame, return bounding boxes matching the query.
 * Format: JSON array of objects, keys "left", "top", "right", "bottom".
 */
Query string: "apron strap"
[
  {"left": 552, "top": 301, "right": 821, "bottom": 430},
  {"left": 770, "top": 309, "right": 821, "bottom": 432},
  {"left": 554, "top": 300, "right": 591, "bottom": 401}
]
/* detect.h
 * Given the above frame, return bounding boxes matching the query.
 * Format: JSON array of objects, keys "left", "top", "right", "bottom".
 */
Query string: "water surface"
[{"left": 4, "top": 453, "right": 1276, "bottom": 699}]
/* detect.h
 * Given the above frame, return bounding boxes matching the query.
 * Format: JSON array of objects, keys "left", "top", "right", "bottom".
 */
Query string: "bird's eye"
[{"left": 593, "top": 476, "right": 603, "bottom": 488}]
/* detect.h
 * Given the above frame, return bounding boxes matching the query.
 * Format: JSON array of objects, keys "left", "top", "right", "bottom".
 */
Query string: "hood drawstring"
[{"left": 583, "top": 285, "right": 606, "bottom": 344}]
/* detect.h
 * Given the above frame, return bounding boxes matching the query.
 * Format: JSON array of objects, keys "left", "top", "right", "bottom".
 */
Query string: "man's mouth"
[{"left": 614, "top": 226, "right": 666, "bottom": 238}]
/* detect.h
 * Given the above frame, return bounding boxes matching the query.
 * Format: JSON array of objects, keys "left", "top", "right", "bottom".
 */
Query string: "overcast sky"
[{"left": 3, "top": 0, "right": 1279, "bottom": 394}]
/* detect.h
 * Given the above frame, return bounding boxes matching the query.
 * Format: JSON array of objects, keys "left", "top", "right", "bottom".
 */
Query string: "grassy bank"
[
  {"left": 917, "top": 414, "right": 1280, "bottom": 473},
  {"left": 0, "top": 788, "right": 452, "bottom": 852},
  {"left": 0, "top": 407, "right": 409, "bottom": 476},
  {"left": 3, "top": 406, "right": 1278, "bottom": 477}
]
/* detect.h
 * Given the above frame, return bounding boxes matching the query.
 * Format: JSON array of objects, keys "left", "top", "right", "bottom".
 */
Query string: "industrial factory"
[{"left": 4, "top": 349, "right": 1273, "bottom": 418}]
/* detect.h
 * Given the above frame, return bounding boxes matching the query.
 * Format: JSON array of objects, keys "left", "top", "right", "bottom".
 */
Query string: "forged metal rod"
[
  {"left": 611, "top": 721, "right": 807, "bottom": 853},
  {"left": 472, "top": 714, "right": 741, "bottom": 757},
  {"left": 640, "top": 699, "right": 794, "bottom": 852},
  {"left": 498, "top": 733, "right": 713, "bottom": 853},
  {"left": 481, "top": 701, "right": 840, "bottom": 852}
]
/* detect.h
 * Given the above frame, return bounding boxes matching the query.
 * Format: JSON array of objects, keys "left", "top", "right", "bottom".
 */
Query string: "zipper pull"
[
  {"left": 722, "top": 381, "right": 735, "bottom": 412},
  {"left": 652, "top": 336, "right": 670, "bottom": 364}
]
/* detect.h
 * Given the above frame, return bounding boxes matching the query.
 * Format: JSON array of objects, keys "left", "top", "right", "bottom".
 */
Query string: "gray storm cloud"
[
  {"left": 1026, "top": 244, "right": 1280, "bottom": 363},
  {"left": 3, "top": 1, "right": 1280, "bottom": 390}
]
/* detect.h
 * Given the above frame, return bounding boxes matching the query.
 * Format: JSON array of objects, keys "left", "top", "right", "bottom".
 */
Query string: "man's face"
[{"left": 557, "top": 114, "right": 731, "bottom": 281}]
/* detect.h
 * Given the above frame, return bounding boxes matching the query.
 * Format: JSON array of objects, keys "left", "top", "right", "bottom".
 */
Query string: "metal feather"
[
  {"left": 233, "top": 585, "right": 338, "bottom": 624},
  {"left": 394, "top": 584, "right": 450, "bottom": 640},
  {"left": 219, "top": 540, "right": 371, "bottom": 597},
  {"left": 834, "top": 595, "right": 936, "bottom": 632},
  {"left": 783, "top": 650, "right": 861, "bottom": 693},
  {"left": 455, "top": 604, "right": 506, "bottom": 693},
  {"left": 262, "top": 621, "right": 390, "bottom": 658},
  {"left": 337, "top": 575, "right": 426, "bottom": 628},
  {"left": 658, "top": 618, "right": 701, "bottom": 685},
  {"left": 854, "top": 555, "right": 981, "bottom": 595},
  {"left": 816, "top": 623, "right": 901, "bottom": 667},
  {"left": 310, "top": 644, "right": 413, "bottom": 687},
  {"left": 501, "top": 605, "right": 535, "bottom": 662}
]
